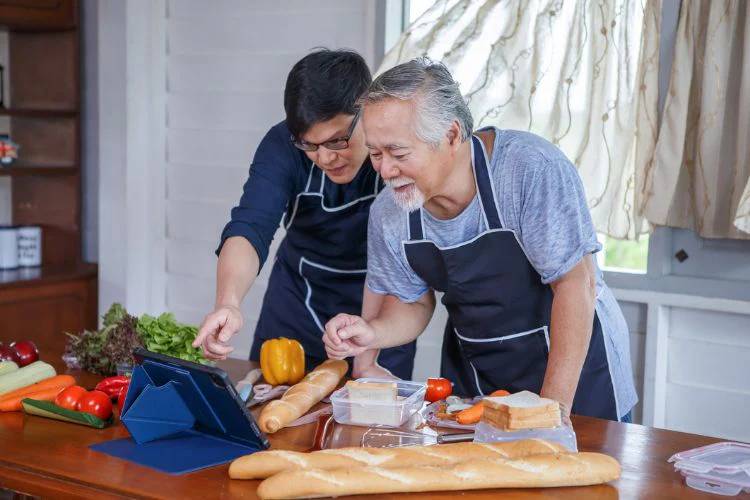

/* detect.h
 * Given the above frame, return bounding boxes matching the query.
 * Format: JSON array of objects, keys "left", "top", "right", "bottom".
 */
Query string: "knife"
[{"left": 236, "top": 368, "right": 263, "bottom": 402}]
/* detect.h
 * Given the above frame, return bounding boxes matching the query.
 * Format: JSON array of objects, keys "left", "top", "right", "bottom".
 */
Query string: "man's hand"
[
  {"left": 192, "top": 304, "right": 243, "bottom": 360},
  {"left": 323, "top": 313, "right": 377, "bottom": 359}
]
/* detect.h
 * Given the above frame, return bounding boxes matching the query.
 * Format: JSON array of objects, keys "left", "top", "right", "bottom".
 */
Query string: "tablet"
[{"left": 132, "top": 347, "right": 270, "bottom": 451}]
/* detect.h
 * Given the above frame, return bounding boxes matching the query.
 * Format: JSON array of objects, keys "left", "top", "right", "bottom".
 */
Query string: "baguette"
[
  {"left": 256, "top": 452, "right": 621, "bottom": 499},
  {"left": 258, "top": 359, "right": 347, "bottom": 434},
  {"left": 229, "top": 438, "right": 566, "bottom": 479}
]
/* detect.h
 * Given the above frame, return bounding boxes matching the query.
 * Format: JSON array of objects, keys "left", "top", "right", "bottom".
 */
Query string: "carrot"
[
  {"left": 455, "top": 389, "right": 510, "bottom": 425},
  {"left": 0, "top": 386, "right": 74, "bottom": 412},
  {"left": 0, "top": 375, "right": 75, "bottom": 411}
]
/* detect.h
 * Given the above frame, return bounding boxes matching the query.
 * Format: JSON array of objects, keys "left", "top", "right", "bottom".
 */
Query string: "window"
[{"left": 597, "top": 235, "right": 649, "bottom": 274}]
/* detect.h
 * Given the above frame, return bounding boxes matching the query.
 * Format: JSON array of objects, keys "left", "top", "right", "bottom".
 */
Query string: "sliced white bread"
[
  {"left": 483, "top": 391, "right": 560, "bottom": 418},
  {"left": 482, "top": 391, "right": 562, "bottom": 430}
]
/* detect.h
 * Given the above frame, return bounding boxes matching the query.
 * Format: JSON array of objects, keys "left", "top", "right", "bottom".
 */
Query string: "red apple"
[
  {"left": 0, "top": 345, "right": 20, "bottom": 364},
  {"left": 9, "top": 340, "right": 39, "bottom": 367}
]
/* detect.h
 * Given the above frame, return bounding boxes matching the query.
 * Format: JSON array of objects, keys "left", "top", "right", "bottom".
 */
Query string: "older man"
[{"left": 323, "top": 58, "right": 637, "bottom": 422}]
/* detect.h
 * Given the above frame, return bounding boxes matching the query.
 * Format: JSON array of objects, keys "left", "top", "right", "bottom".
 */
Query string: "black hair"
[{"left": 284, "top": 48, "right": 372, "bottom": 139}]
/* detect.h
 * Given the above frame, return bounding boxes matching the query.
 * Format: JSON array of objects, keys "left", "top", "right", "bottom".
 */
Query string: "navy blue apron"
[
  {"left": 250, "top": 163, "right": 417, "bottom": 379},
  {"left": 402, "top": 135, "right": 619, "bottom": 419}
]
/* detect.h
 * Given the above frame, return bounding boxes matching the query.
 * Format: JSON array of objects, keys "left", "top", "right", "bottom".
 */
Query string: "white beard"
[{"left": 386, "top": 179, "right": 425, "bottom": 213}]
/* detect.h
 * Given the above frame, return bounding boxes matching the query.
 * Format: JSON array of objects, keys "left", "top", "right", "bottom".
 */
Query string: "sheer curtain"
[
  {"left": 378, "top": 0, "right": 661, "bottom": 239},
  {"left": 640, "top": 1, "right": 750, "bottom": 239}
]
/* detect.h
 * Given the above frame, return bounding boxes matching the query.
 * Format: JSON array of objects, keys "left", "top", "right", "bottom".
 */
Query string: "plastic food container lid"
[
  {"left": 669, "top": 442, "right": 750, "bottom": 496},
  {"left": 669, "top": 442, "right": 750, "bottom": 476},
  {"left": 472, "top": 421, "right": 578, "bottom": 452}
]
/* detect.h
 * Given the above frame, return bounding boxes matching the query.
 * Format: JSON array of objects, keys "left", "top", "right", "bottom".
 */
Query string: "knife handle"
[{"left": 436, "top": 432, "right": 474, "bottom": 444}]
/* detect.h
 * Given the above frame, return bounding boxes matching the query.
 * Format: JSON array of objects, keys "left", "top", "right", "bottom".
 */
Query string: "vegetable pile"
[{"left": 64, "top": 303, "right": 210, "bottom": 376}]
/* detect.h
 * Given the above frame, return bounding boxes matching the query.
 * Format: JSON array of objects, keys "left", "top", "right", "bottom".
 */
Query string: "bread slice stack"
[
  {"left": 345, "top": 380, "right": 399, "bottom": 425},
  {"left": 482, "top": 391, "right": 561, "bottom": 430}
]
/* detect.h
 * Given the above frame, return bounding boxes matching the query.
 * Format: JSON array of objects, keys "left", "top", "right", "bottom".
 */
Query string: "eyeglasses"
[{"left": 291, "top": 110, "right": 361, "bottom": 152}]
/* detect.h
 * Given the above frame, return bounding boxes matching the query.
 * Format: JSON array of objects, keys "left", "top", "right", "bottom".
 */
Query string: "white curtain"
[
  {"left": 378, "top": 0, "right": 661, "bottom": 240},
  {"left": 640, "top": 0, "right": 750, "bottom": 239}
]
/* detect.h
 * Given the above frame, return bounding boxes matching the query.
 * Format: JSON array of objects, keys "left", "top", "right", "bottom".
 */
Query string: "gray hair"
[{"left": 359, "top": 57, "right": 473, "bottom": 147}]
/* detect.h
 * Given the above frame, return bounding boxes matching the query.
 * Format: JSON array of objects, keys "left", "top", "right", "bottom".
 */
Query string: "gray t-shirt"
[{"left": 366, "top": 128, "right": 638, "bottom": 417}]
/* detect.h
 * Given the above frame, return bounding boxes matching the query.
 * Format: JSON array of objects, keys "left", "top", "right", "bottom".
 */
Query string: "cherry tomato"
[
  {"left": 425, "top": 377, "right": 452, "bottom": 403},
  {"left": 54, "top": 385, "right": 88, "bottom": 411},
  {"left": 117, "top": 385, "right": 129, "bottom": 413},
  {"left": 76, "top": 390, "right": 113, "bottom": 420}
]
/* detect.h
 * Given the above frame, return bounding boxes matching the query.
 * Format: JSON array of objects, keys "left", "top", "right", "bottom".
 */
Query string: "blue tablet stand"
[{"left": 89, "top": 359, "right": 267, "bottom": 475}]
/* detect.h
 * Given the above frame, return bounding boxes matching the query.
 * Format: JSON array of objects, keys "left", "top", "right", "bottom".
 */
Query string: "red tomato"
[
  {"left": 425, "top": 377, "right": 452, "bottom": 403},
  {"left": 54, "top": 385, "right": 88, "bottom": 411},
  {"left": 117, "top": 385, "right": 129, "bottom": 413},
  {"left": 76, "top": 390, "right": 113, "bottom": 420}
]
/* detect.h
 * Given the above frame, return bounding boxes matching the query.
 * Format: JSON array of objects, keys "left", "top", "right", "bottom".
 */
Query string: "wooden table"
[{"left": 0, "top": 358, "right": 735, "bottom": 499}]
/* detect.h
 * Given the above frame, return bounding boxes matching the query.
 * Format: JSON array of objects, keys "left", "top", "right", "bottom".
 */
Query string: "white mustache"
[{"left": 386, "top": 179, "right": 413, "bottom": 189}]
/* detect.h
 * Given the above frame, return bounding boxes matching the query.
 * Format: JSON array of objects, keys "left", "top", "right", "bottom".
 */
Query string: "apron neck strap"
[
  {"left": 308, "top": 165, "right": 325, "bottom": 194},
  {"left": 471, "top": 134, "right": 503, "bottom": 230}
]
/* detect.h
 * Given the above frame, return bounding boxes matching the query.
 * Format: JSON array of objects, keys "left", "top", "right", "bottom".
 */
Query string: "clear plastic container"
[
  {"left": 668, "top": 442, "right": 750, "bottom": 496},
  {"left": 472, "top": 421, "right": 578, "bottom": 452},
  {"left": 330, "top": 378, "right": 426, "bottom": 428}
]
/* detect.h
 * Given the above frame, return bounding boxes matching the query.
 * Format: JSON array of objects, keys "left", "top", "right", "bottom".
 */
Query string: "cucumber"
[
  {"left": 21, "top": 399, "right": 112, "bottom": 429},
  {"left": 0, "top": 361, "right": 56, "bottom": 396},
  {"left": 0, "top": 361, "right": 19, "bottom": 376}
]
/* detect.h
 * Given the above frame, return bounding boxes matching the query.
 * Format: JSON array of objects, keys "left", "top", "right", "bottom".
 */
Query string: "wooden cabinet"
[
  {"left": 0, "top": 0, "right": 96, "bottom": 356},
  {"left": 0, "top": 263, "right": 96, "bottom": 360},
  {"left": 0, "top": 0, "right": 77, "bottom": 30}
]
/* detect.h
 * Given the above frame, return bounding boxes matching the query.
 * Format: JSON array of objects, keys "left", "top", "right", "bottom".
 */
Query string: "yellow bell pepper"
[{"left": 259, "top": 337, "right": 305, "bottom": 386}]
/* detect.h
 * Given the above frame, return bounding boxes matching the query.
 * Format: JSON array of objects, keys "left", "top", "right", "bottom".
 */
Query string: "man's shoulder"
[{"left": 491, "top": 129, "right": 569, "bottom": 165}]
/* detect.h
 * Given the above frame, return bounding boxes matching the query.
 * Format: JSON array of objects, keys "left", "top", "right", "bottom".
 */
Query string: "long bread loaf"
[
  {"left": 256, "top": 452, "right": 621, "bottom": 499},
  {"left": 258, "top": 359, "right": 347, "bottom": 433},
  {"left": 229, "top": 438, "right": 565, "bottom": 479}
]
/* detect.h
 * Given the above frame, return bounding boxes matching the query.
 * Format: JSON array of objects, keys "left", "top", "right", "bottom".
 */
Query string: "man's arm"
[
  {"left": 324, "top": 291, "right": 435, "bottom": 359},
  {"left": 192, "top": 237, "right": 260, "bottom": 360},
  {"left": 539, "top": 254, "right": 597, "bottom": 416},
  {"left": 352, "top": 287, "right": 390, "bottom": 377}
]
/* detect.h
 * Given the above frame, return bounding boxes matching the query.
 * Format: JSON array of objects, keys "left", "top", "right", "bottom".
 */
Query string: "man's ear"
[{"left": 446, "top": 120, "right": 462, "bottom": 147}]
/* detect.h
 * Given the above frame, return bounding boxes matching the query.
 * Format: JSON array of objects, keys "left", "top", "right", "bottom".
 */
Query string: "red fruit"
[
  {"left": 0, "top": 345, "right": 20, "bottom": 364},
  {"left": 9, "top": 340, "right": 39, "bottom": 367},
  {"left": 425, "top": 377, "right": 453, "bottom": 403},
  {"left": 76, "top": 390, "right": 113, "bottom": 420},
  {"left": 117, "top": 385, "right": 129, "bottom": 413},
  {"left": 55, "top": 385, "right": 88, "bottom": 411}
]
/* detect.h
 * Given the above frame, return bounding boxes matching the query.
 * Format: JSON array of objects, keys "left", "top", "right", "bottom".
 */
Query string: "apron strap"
[
  {"left": 408, "top": 209, "right": 424, "bottom": 240},
  {"left": 307, "top": 165, "right": 324, "bottom": 194},
  {"left": 471, "top": 135, "right": 503, "bottom": 230}
]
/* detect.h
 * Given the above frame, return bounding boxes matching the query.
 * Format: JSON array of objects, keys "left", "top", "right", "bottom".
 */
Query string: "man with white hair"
[{"left": 323, "top": 58, "right": 637, "bottom": 422}]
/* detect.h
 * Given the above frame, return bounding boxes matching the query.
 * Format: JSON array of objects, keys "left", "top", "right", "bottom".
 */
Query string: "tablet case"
[{"left": 90, "top": 350, "right": 269, "bottom": 474}]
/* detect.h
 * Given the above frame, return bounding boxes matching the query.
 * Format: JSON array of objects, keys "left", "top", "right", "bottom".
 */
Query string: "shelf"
[
  {"left": 0, "top": 165, "right": 77, "bottom": 176},
  {"left": 0, "top": 262, "right": 97, "bottom": 289},
  {"left": 0, "top": 108, "right": 78, "bottom": 118}
]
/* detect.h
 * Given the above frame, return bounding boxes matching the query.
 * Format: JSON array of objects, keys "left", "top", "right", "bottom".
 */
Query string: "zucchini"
[
  {"left": 0, "top": 361, "right": 56, "bottom": 396},
  {"left": 21, "top": 399, "right": 113, "bottom": 429},
  {"left": 0, "top": 361, "right": 19, "bottom": 376}
]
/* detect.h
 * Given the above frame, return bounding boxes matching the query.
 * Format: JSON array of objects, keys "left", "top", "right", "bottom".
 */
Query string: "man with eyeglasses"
[{"left": 193, "top": 49, "right": 417, "bottom": 380}]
